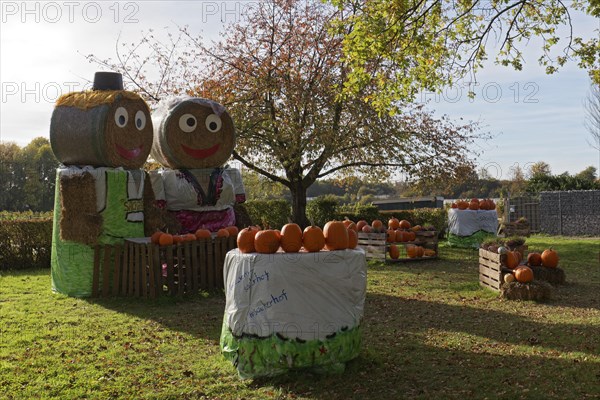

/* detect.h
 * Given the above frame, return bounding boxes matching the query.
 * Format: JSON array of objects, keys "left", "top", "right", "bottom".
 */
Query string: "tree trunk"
[{"left": 289, "top": 182, "right": 310, "bottom": 228}]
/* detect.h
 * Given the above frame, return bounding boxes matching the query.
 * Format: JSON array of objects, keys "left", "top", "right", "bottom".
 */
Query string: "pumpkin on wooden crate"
[
  {"left": 371, "top": 219, "right": 384, "bottom": 232},
  {"left": 398, "top": 220, "right": 411, "bottom": 229},
  {"left": 303, "top": 224, "right": 325, "bottom": 252},
  {"left": 386, "top": 229, "right": 396, "bottom": 243},
  {"left": 406, "top": 245, "right": 424, "bottom": 258},
  {"left": 389, "top": 244, "right": 400, "bottom": 260},
  {"left": 356, "top": 220, "right": 368, "bottom": 231},
  {"left": 504, "top": 251, "right": 521, "bottom": 269},
  {"left": 388, "top": 217, "right": 400, "bottom": 230},
  {"left": 280, "top": 223, "right": 303, "bottom": 253},
  {"left": 541, "top": 248, "right": 559, "bottom": 268}
]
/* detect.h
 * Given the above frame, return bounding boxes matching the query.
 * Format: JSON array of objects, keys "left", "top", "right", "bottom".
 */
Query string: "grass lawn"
[{"left": 1, "top": 235, "right": 599, "bottom": 399}]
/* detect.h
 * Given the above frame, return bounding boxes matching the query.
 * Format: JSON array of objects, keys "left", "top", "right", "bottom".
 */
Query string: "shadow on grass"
[
  {"left": 84, "top": 289, "right": 227, "bottom": 342},
  {"left": 247, "top": 293, "right": 599, "bottom": 399}
]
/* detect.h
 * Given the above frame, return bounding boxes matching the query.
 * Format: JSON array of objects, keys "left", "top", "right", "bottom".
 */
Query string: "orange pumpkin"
[
  {"left": 457, "top": 201, "right": 468, "bottom": 210},
  {"left": 395, "top": 230, "right": 407, "bottom": 242},
  {"left": 406, "top": 244, "right": 416, "bottom": 258},
  {"left": 372, "top": 219, "right": 384, "bottom": 232},
  {"left": 398, "top": 220, "right": 411, "bottom": 229},
  {"left": 254, "top": 229, "right": 280, "bottom": 254},
  {"left": 343, "top": 217, "right": 357, "bottom": 232},
  {"left": 347, "top": 228, "right": 358, "bottom": 249},
  {"left": 405, "top": 231, "right": 416, "bottom": 242},
  {"left": 362, "top": 225, "right": 373, "bottom": 233},
  {"left": 280, "top": 223, "right": 303, "bottom": 253},
  {"left": 151, "top": 230, "right": 163, "bottom": 245},
  {"left": 388, "top": 217, "right": 400, "bottom": 230},
  {"left": 303, "top": 225, "right": 325, "bottom": 252},
  {"left": 172, "top": 235, "right": 184, "bottom": 244},
  {"left": 468, "top": 200, "right": 480, "bottom": 210},
  {"left": 195, "top": 229, "right": 212, "bottom": 240},
  {"left": 386, "top": 228, "right": 396, "bottom": 243},
  {"left": 237, "top": 227, "right": 258, "bottom": 253},
  {"left": 324, "top": 221, "right": 349, "bottom": 251},
  {"left": 216, "top": 228, "right": 230, "bottom": 238},
  {"left": 527, "top": 252, "right": 542, "bottom": 267},
  {"left": 504, "top": 251, "right": 521, "bottom": 269},
  {"left": 356, "top": 220, "right": 368, "bottom": 231},
  {"left": 514, "top": 266, "right": 534, "bottom": 283},
  {"left": 410, "top": 225, "right": 422, "bottom": 232},
  {"left": 541, "top": 248, "right": 559, "bottom": 268},
  {"left": 184, "top": 233, "right": 197, "bottom": 242},
  {"left": 389, "top": 244, "right": 400, "bottom": 259},
  {"left": 158, "top": 233, "right": 174, "bottom": 246},
  {"left": 225, "top": 226, "right": 239, "bottom": 238}
]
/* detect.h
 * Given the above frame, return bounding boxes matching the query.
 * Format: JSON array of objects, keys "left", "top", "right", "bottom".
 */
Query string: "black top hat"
[{"left": 92, "top": 71, "right": 124, "bottom": 91}]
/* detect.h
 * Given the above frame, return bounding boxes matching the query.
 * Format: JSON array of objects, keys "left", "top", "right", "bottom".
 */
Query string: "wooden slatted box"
[
  {"left": 92, "top": 236, "right": 236, "bottom": 298},
  {"left": 479, "top": 248, "right": 506, "bottom": 291},
  {"left": 357, "top": 232, "right": 387, "bottom": 260}
]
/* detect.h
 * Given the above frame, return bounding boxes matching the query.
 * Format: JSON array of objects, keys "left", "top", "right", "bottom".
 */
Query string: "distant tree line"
[
  {"left": 0, "top": 137, "right": 58, "bottom": 212},
  {"left": 1, "top": 138, "right": 598, "bottom": 212}
]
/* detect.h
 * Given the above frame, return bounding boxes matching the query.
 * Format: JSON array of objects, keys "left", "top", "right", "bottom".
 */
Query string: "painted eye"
[
  {"left": 135, "top": 110, "right": 146, "bottom": 130},
  {"left": 114, "top": 107, "right": 128, "bottom": 128},
  {"left": 205, "top": 114, "right": 222, "bottom": 133},
  {"left": 179, "top": 114, "right": 197, "bottom": 133}
]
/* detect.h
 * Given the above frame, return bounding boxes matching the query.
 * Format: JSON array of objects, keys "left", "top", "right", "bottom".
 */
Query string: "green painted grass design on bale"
[{"left": 221, "top": 320, "right": 362, "bottom": 379}]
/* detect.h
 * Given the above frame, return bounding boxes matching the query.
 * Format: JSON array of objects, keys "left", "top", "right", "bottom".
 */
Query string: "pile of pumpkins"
[
  {"left": 501, "top": 247, "right": 560, "bottom": 284},
  {"left": 237, "top": 220, "right": 360, "bottom": 254},
  {"left": 451, "top": 198, "right": 496, "bottom": 211},
  {"left": 386, "top": 217, "right": 436, "bottom": 259},
  {"left": 150, "top": 226, "right": 239, "bottom": 246}
]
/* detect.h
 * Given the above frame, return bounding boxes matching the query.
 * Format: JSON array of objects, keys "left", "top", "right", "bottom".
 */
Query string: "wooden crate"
[
  {"left": 387, "top": 231, "right": 439, "bottom": 263},
  {"left": 479, "top": 248, "right": 511, "bottom": 291},
  {"left": 92, "top": 236, "right": 236, "bottom": 298},
  {"left": 357, "top": 232, "right": 387, "bottom": 260}
]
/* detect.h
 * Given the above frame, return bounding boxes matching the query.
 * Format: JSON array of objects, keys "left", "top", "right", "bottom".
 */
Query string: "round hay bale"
[
  {"left": 530, "top": 266, "right": 566, "bottom": 285},
  {"left": 501, "top": 280, "right": 553, "bottom": 301},
  {"left": 151, "top": 96, "right": 235, "bottom": 169},
  {"left": 50, "top": 91, "right": 153, "bottom": 169}
]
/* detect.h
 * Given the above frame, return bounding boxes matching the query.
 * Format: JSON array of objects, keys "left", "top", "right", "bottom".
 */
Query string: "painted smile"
[
  {"left": 116, "top": 144, "right": 143, "bottom": 160},
  {"left": 181, "top": 143, "right": 220, "bottom": 159}
]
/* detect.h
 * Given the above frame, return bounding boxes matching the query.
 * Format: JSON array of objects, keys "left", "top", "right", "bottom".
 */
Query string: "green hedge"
[
  {"left": 243, "top": 200, "right": 292, "bottom": 229},
  {"left": 0, "top": 217, "right": 53, "bottom": 270},
  {"left": 306, "top": 196, "right": 339, "bottom": 227}
]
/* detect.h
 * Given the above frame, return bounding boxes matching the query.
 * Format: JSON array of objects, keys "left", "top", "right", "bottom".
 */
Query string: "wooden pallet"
[
  {"left": 479, "top": 248, "right": 506, "bottom": 291},
  {"left": 357, "top": 232, "right": 387, "bottom": 260},
  {"left": 92, "top": 236, "right": 236, "bottom": 297}
]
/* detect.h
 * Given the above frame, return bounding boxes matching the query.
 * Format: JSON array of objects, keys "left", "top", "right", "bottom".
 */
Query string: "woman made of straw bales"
[
  {"left": 49, "top": 72, "right": 154, "bottom": 297},
  {"left": 149, "top": 96, "right": 246, "bottom": 233}
]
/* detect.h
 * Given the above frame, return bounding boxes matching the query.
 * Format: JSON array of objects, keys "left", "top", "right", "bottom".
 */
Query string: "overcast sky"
[{"left": 1, "top": 1, "right": 599, "bottom": 180}]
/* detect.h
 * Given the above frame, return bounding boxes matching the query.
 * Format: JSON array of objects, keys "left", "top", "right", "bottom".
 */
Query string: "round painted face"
[
  {"left": 158, "top": 100, "right": 235, "bottom": 169},
  {"left": 105, "top": 98, "right": 153, "bottom": 169}
]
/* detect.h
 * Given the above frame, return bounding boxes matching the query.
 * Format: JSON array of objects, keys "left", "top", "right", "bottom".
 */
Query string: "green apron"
[{"left": 51, "top": 168, "right": 144, "bottom": 297}]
